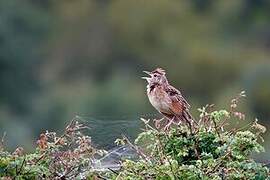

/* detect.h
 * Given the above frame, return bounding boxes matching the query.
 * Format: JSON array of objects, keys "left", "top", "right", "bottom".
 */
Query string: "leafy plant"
[
  {"left": 0, "top": 92, "right": 269, "bottom": 179},
  {"left": 0, "top": 117, "right": 106, "bottom": 179},
  {"left": 103, "top": 91, "right": 269, "bottom": 179}
]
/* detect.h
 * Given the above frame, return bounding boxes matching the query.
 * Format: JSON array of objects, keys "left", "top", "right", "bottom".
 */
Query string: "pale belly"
[{"left": 147, "top": 88, "right": 172, "bottom": 114}]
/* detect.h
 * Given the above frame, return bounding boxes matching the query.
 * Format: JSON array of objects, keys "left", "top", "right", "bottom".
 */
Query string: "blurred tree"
[
  {"left": 0, "top": 0, "right": 270, "bottom": 151},
  {"left": 0, "top": 0, "right": 50, "bottom": 114}
]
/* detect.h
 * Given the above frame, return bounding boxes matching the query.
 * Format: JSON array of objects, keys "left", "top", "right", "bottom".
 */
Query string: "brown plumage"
[{"left": 142, "top": 68, "right": 194, "bottom": 130}]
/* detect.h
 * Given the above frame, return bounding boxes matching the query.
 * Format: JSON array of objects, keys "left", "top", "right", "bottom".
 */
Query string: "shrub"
[
  {"left": 103, "top": 91, "right": 269, "bottom": 179},
  {"left": 0, "top": 118, "right": 106, "bottom": 179},
  {"left": 0, "top": 92, "right": 269, "bottom": 179}
]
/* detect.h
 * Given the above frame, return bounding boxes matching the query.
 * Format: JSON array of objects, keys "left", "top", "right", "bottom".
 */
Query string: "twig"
[
  {"left": 17, "top": 157, "right": 26, "bottom": 175},
  {"left": 0, "top": 132, "right": 6, "bottom": 151},
  {"left": 35, "top": 117, "right": 89, "bottom": 164},
  {"left": 121, "top": 135, "right": 151, "bottom": 163},
  {"left": 211, "top": 117, "right": 221, "bottom": 138},
  {"left": 229, "top": 120, "right": 253, "bottom": 134},
  {"left": 156, "top": 133, "right": 177, "bottom": 180},
  {"left": 96, "top": 175, "right": 108, "bottom": 180},
  {"left": 140, "top": 118, "right": 158, "bottom": 131},
  {"left": 108, "top": 168, "right": 119, "bottom": 175}
]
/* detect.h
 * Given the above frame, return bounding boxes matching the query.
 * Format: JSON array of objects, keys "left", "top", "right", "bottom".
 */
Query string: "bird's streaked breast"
[{"left": 147, "top": 85, "right": 171, "bottom": 114}]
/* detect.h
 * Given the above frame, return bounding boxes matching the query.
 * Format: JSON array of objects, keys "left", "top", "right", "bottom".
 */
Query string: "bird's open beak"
[
  {"left": 143, "top": 71, "right": 151, "bottom": 75},
  {"left": 141, "top": 77, "right": 150, "bottom": 80},
  {"left": 141, "top": 71, "right": 151, "bottom": 81}
]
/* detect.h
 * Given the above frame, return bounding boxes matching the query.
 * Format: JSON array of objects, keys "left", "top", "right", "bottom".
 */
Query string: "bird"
[{"left": 142, "top": 68, "right": 194, "bottom": 131}]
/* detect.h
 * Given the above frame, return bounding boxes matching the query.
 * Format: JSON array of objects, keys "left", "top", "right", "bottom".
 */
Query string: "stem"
[
  {"left": 122, "top": 135, "right": 151, "bottom": 163},
  {"left": 156, "top": 133, "right": 177, "bottom": 180},
  {"left": 212, "top": 117, "right": 221, "bottom": 138}
]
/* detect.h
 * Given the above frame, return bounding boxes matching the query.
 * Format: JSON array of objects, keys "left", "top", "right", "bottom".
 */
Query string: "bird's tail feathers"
[{"left": 183, "top": 110, "right": 199, "bottom": 130}]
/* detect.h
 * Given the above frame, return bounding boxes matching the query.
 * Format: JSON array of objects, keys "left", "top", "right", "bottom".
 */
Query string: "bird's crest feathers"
[{"left": 151, "top": 68, "right": 166, "bottom": 75}]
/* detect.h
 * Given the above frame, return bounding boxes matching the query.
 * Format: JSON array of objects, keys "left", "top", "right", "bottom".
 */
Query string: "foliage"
[
  {"left": 0, "top": 117, "right": 106, "bottom": 179},
  {"left": 101, "top": 91, "right": 269, "bottom": 179},
  {"left": 0, "top": 92, "right": 269, "bottom": 179}
]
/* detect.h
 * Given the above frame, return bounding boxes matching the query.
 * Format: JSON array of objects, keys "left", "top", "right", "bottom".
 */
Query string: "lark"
[{"left": 142, "top": 68, "right": 194, "bottom": 131}]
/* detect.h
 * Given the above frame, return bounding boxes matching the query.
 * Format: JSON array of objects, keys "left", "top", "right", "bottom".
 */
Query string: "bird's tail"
[
  {"left": 181, "top": 110, "right": 197, "bottom": 132},
  {"left": 165, "top": 110, "right": 197, "bottom": 132}
]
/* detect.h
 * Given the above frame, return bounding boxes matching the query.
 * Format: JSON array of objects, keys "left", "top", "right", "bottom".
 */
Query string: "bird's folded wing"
[
  {"left": 170, "top": 100, "right": 184, "bottom": 115},
  {"left": 166, "top": 85, "right": 191, "bottom": 112}
]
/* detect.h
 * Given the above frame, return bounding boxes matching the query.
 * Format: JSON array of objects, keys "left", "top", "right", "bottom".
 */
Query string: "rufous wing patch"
[{"left": 170, "top": 101, "right": 183, "bottom": 115}]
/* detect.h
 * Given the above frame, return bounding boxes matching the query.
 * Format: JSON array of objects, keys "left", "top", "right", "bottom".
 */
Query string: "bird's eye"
[{"left": 154, "top": 74, "right": 157, "bottom": 77}]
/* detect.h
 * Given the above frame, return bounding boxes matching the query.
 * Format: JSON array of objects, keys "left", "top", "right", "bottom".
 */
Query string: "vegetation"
[
  {"left": 0, "top": 118, "right": 105, "bottom": 179},
  {"left": 0, "top": 92, "right": 269, "bottom": 179}
]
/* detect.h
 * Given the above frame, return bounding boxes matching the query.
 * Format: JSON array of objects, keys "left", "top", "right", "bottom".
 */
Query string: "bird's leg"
[
  {"left": 176, "top": 119, "right": 182, "bottom": 126},
  {"left": 163, "top": 116, "right": 175, "bottom": 131},
  {"left": 186, "top": 120, "right": 193, "bottom": 134},
  {"left": 154, "top": 118, "right": 164, "bottom": 129}
]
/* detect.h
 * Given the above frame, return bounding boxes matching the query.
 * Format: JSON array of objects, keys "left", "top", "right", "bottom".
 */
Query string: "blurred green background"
[{"left": 0, "top": 0, "right": 270, "bottom": 160}]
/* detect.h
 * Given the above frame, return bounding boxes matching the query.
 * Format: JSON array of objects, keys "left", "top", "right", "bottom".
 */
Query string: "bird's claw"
[
  {"left": 163, "top": 121, "right": 173, "bottom": 132},
  {"left": 154, "top": 118, "right": 164, "bottom": 129},
  {"left": 163, "top": 124, "right": 170, "bottom": 131},
  {"left": 163, "top": 117, "right": 175, "bottom": 132}
]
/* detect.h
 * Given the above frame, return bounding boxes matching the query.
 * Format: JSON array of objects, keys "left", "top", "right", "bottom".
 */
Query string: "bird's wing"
[{"left": 165, "top": 85, "right": 190, "bottom": 115}]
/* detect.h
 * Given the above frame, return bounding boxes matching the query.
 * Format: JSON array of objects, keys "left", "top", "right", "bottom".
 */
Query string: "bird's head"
[{"left": 142, "top": 68, "right": 168, "bottom": 85}]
